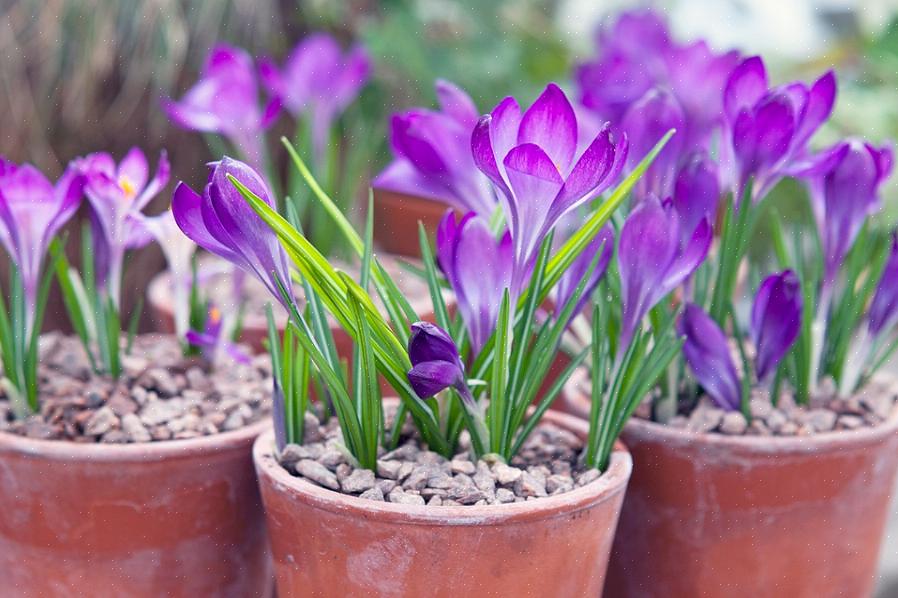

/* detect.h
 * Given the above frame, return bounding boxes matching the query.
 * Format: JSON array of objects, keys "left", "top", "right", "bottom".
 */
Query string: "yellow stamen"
[
  {"left": 119, "top": 176, "right": 136, "bottom": 199},
  {"left": 209, "top": 307, "right": 221, "bottom": 324}
]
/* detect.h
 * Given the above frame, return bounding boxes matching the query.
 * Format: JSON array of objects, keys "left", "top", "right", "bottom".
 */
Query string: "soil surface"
[
  {"left": 279, "top": 413, "right": 599, "bottom": 506},
  {"left": 570, "top": 371, "right": 897, "bottom": 437},
  {"left": 0, "top": 333, "right": 272, "bottom": 443}
]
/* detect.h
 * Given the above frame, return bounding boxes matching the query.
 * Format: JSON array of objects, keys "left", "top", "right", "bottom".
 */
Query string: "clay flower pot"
[
  {"left": 372, "top": 188, "right": 451, "bottom": 258},
  {"left": 254, "top": 408, "right": 632, "bottom": 597},
  {"left": 564, "top": 381, "right": 898, "bottom": 598},
  {"left": 149, "top": 253, "right": 439, "bottom": 355},
  {"left": 0, "top": 420, "right": 272, "bottom": 597}
]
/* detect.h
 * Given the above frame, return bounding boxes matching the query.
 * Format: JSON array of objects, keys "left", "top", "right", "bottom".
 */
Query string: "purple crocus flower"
[
  {"left": 555, "top": 224, "right": 614, "bottom": 320},
  {"left": 618, "top": 196, "right": 712, "bottom": 351},
  {"left": 620, "top": 88, "right": 686, "bottom": 200},
  {"left": 0, "top": 160, "right": 83, "bottom": 335},
  {"left": 472, "top": 83, "right": 628, "bottom": 284},
  {"left": 406, "top": 321, "right": 474, "bottom": 405},
  {"left": 259, "top": 33, "right": 370, "bottom": 165},
  {"left": 436, "top": 211, "right": 513, "bottom": 354},
  {"left": 750, "top": 270, "right": 803, "bottom": 382},
  {"left": 670, "top": 152, "right": 721, "bottom": 240},
  {"left": 171, "top": 156, "right": 295, "bottom": 310},
  {"left": 791, "top": 139, "right": 893, "bottom": 288},
  {"left": 576, "top": 9, "right": 739, "bottom": 151},
  {"left": 374, "top": 80, "right": 496, "bottom": 216},
  {"left": 186, "top": 305, "right": 250, "bottom": 365},
  {"left": 722, "top": 56, "right": 836, "bottom": 202},
  {"left": 679, "top": 303, "right": 741, "bottom": 411},
  {"left": 78, "top": 148, "right": 170, "bottom": 307},
  {"left": 868, "top": 233, "right": 898, "bottom": 338},
  {"left": 165, "top": 45, "right": 280, "bottom": 169}
]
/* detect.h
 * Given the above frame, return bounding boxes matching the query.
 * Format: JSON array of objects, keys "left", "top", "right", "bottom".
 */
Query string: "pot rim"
[
  {"left": 564, "top": 371, "right": 898, "bottom": 455},
  {"left": 254, "top": 407, "right": 632, "bottom": 527},
  {"left": 0, "top": 417, "right": 271, "bottom": 463}
]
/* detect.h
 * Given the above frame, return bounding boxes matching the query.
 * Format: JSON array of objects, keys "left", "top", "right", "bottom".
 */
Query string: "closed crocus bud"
[
  {"left": 171, "top": 157, "right": 295, "bottom": 311},
  {"left": 750, "top": 270, "right": 803, "bottom": 382},
  {"left": 618, "top": 195, "right": 712, "bottom": 350},
  {"left": 868, "top": 233, "right": 898, "bottom": 338},
  {"left": 671, "top": 151, "right": 720, "bottom": 241},
  {"left": 679, "top": 304, "right": 742, "bottom": 412},
  {"left": 406, "top": 322, "right": 473, "bottom": 404}
]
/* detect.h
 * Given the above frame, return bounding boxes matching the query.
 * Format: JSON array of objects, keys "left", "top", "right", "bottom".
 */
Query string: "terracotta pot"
[
  {"left": 372, "top": 188, "right": 451, "bottom": 258},
  {"left": 564, "top": 377, "right": 898, "bottom": 598},
  {"left": 148, "top": 253, "right": 439, "bottom": 356},
  {"left": 0, "top": 420, "right": 273, "bottom": 597},
  {"left": 254, "top": 407, "right": 632, "bottom": 597}
]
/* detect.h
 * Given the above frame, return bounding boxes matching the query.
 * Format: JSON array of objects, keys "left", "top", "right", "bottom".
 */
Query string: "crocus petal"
[
  {"left": 724, "top": 56, "right": 768, "bottom": 122},
  {"left": 517, "top": 83, "right": 577, "bottom": 172},
  {"left": 750, "top": 270, "right": 802, "bottom": 381},
  {"left": 172, "top": 182, "right": 244, "bottom": 266},
  {"left": 408, "top": 321, "right": 462, "bottom": 367},
  {"left": 672, "top": 152, "right": 720, "bottom": 240},
  {"left": 869, "top": 233, "right": 898, "bottom": 337},
  {"left": 503, "top": 143, "right": 564, "bottom": 263},
  {"left": 679, "top": 304, "right": 742, "bottom": 411},
  {"left": 658, "top": 215, "right": 712, "bottom": 298},
  {"left": 621, "top": 87, "right": 685, "bottom": 199},
  {"left": 792, "top": 70, "right": 836, "bottom": 150},
  {"left": 435, "top": 79, "right": 479, "bottom": 125},
  {"left": 407, "top": 361, "right": 462, "bottom": 398},
  {"left": 549, "top": 124, "right": 617, "bottom": 218},
  {"left": 117, "top": 147, "right": 149, "bottom": 195}
]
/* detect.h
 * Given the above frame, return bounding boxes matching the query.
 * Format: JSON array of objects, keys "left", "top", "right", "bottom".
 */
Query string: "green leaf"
[{"left": 489, "top": 289, "right": 512, "bottom": 454}]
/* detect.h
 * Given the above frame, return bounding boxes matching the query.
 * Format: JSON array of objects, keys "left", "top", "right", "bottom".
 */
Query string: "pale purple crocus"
[
  {"left": 142, "top": 209, "right": 196, "bottom": 341},
  {"left": 259, "top": 33, "right": 370, "bottom": 165},
  {"left": 617, "top": 196, "right": 712, "bottom": 351},
  {"left": 555, "top": 224, "right": 614, "bottom": 321},
  {"left": 171, "top": 156, "right": 295, "bottom": 311},
  {"left": 436, "top": 211, "right": 513, "bottom": 354},
  {"left": 679, "top": 303, "right": 741, "bottom": 411},
  {"left": 78, "top": 148, "right": 170, "bottom": 308},
  {"left": 751, "top": 270, "right": 803, "bottom": 382},
  {"left": 577, "top": 9, "right": 739, "bottom": 151},
  {"left": 472, "top": 83, "right": 628, "bottom": 285},
  {"left": 620, "top": 88, "right": 686, "bottom": 200},
  {"left": 722, "top": 56, "right": 836, "bottom": 202},
  {"left": 869, "top": 233, "right": 898, "bottom": 338},
  {"left": 374, "top": 80, "right": 496, "bottom": 216},
  {"left": 186, "top": 304, "right": 250, "bottom": 365},
  {"left": 0, "top": 160, "right": 83, "bottom": 336},
  {"left": 165, "top": 45, "right": 280, "bottom": 169},
  {"left": 406, "top": 321, "right": 474, "bottom": 405}
]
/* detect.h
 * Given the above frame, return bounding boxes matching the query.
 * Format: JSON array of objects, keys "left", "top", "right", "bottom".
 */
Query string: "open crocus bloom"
[
  {"left": 166, "top": 44, "right": 279, "bottom": 169},
  {"left": 172, "top": 156, "right": 295, "bottom": 312},
  {"left": 472, "top": 83, "right": 628, "bottom": 285},
  {"left": 374, "top": 80, "right": 496, "bottom": 216},
  {"left": 78, "top": 147, "right": 170, "bottom": 307},
  {"left": 259, "top": 32, "right": 370, "bottom": 164},
  {"left": 0, "top": 160, "right": 83, "bottom": 336}
]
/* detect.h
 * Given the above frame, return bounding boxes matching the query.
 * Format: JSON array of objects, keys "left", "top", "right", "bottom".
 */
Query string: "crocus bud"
[
  {"left": 406, "top": 322, "right": 472, "bottom": 404},
  {"left": 750, "top": 270, "right": 803, "bottom": 382},
  {"left": 671, "top": 151, "right": 720, "bottom": 241},
  {"left": 172, "top": 157, "right": 295, "bottom": 311},
  {"left": 868, "top": 233, "right": 898, "bottom": 338},
  {"left": 621, "top": 87, "right": 685, "bottom": 200},
  {"left": 679, "top": 304, "right": 741, "bottom": 411}
]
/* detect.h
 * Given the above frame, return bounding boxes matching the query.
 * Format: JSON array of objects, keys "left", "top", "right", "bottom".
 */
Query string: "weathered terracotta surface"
[
  {"left": 372, "top": 188, "right": 451, "bottom": 258},
  {"left": 254, "top": 408, "right": 632, "bottom": 597},
  {"left": 0, "top": 420, "right": 272, "bottom": 597},
  {"left": 564, "top": 383, "right": 898, "bottom": 598}
]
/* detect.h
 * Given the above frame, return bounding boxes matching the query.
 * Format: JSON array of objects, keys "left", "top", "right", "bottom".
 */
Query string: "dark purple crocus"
[
  {"left": 472, "top": 83, "right": 628, "bottom": 284},
  {"left": 620, "top": 88, "right": 685, "bottom": 200},
  {"left": 165, "top": 45, "right": 279, "bottom": 169},
  {"left": 406, "top": 322, "right": 473, "bottom": 405},
  {"left": 77, "top": 148, "right": 170, "bottom": 307},
  {"left": 555, "top": 224, "right": 614, "bottom": 320},
  {"left": 679, "top": 303, "right": 741, "bottom": 411},
  {"left": 791, "top": 139, "right": 893, "bottom": 289},
  {"left": 722, "top": 56, "right": 836, "bottom": 202},
  {"left": 436, "top": 211, "right": 513, "bottom": 353},
  {"left": 868, "top": 233, "right": 898, "bottom": 338},
  {"left": 576, "top": 9, "right": 739, "bottom": 151},
  {"left": 171, "top": 156, "right": 295, "bottom": 310},
  {"left": 750, "top": 270, "right": 802, "bottom": 382},
  {"left": 670, "top": 152, "right": 721, "bottom": 241},
  {"left": 186, "top": 305, "right": 250, "bottom": 365},
  {"left": 374, "top": 80, "right": 496, "bottom": 216},
  {"left": 259, "top": 33, "right": 370, "bottom": 165},
  {"left": 0, "top": 160, "right": 83, "bottom": 336},
  {"left": 618, "top": 196, "right": 712, "bottom": 351}
]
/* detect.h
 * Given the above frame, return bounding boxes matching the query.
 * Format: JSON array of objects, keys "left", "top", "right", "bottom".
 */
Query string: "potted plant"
[
  {"left": 172, "top": 83, "right": 682, "bottom": 596},
  {"left": 564, "top": 12, "right": 898, "bottom": 596},
  {"left": 0, "top": 150, "right": 273, "bottom": 596}
]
